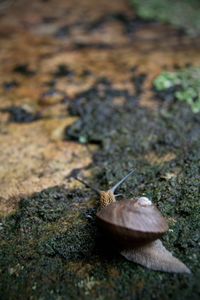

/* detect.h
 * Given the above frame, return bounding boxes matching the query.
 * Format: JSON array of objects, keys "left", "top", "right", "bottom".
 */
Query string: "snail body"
[{"left": 76, "top": 171, "right": 191, "bottom": 274}]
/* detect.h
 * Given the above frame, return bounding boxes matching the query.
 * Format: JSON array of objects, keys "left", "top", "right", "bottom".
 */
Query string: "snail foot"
[{"left": 120, "top": 239, "right": 191, "bottom": 274}]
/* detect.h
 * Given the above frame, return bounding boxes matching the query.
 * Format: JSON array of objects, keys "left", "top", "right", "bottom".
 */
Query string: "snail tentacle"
[
  {"left": 74, "top": 176, "right": 100, "bottom": 195},
  {"left": 100, "top": 170, "right": 134, "bottom": 207},
  {"left": 110, "top": 170, "right": 134, "bottom": 194}
]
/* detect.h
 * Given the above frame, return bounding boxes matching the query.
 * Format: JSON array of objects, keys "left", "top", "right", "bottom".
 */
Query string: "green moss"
[
  {"left": 154, "top": 67, "right": 200, "bottom": 113},
  {"left": 1, "top": 78, "right": 200, "bottom": 299},
  {"left": 0, "top": 187, "right": 98, "bottom": 299},
  {"left": 131, "top": 0, "right": 200, "bottom": 36},
  {"left": 153, "top": 72, "right": 181, "bottom": 91}
]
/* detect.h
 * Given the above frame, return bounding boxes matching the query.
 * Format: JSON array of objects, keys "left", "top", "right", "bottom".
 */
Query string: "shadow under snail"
[{"left": 75, "top": 170, "right": 191, "bottom": 274}]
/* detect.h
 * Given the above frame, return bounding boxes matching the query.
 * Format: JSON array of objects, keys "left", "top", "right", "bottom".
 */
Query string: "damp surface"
[{"left": 0, "top": 0, "right": 200, "bottom": 299}]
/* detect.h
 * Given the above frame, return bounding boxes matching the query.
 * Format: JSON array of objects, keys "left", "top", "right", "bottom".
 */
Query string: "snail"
[{"left": 75, "top": 170, "right": 191, "bottom": 274}]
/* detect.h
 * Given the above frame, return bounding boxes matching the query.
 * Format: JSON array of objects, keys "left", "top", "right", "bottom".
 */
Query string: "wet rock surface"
[{"left": 0, "top": 0, "right": 200, "bottom": 299}]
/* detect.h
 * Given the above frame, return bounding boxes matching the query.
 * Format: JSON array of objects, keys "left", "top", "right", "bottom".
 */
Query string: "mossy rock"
[{"left": 1, "top": 76, "right": 200, "bottom": 299}]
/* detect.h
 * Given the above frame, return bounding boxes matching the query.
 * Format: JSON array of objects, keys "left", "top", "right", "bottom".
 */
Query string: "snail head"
[{"left": 75, "top": 170, "right": 134, "bottom": 207}]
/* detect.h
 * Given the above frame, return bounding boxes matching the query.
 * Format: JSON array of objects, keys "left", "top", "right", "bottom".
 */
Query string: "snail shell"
[{"left": 96, "top": 197, "right": 169, "bottom": 248}]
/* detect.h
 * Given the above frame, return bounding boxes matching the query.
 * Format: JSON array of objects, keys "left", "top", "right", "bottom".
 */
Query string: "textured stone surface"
[{"left": 0, "top": 0, "right": 200, "bottom": 299}]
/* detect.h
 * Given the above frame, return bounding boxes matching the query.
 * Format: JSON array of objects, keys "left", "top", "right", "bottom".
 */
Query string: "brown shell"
[{"left": 96, "top": 199, "right": 169, "bottom": 248}]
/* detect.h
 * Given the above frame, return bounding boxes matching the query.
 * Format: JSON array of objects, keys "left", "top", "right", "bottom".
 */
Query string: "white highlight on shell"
[{"left": 137, "top": 197, "right": 152, "bottom": 206}]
